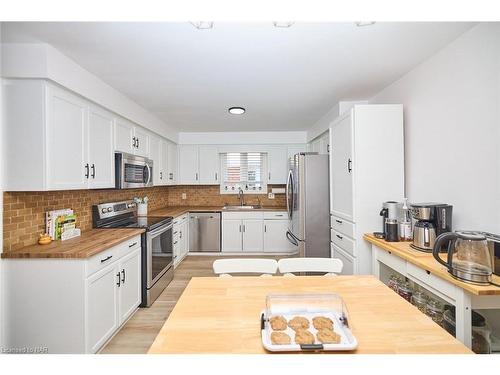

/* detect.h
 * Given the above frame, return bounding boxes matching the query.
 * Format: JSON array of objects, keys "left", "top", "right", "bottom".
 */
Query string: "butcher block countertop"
[
  {"left": 149, "top": 205, "right": 287, "bottom": 218},
  {"left": 364, "top": 234, "right": 500, "bottom": 296},
  {"left": 148, "top": 275, "right": 471, "bottom": 354},
  {"left": 1, "top": 228, "right": 145, "bottom": 259}
]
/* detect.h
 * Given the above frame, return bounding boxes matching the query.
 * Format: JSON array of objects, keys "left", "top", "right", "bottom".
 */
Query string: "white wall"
[
  {"left": 2, "top": 43, "right": 178, "bottom": 142},
  {"left": 178, "top": 131, "right": 307, "bottom": 145},
  {"left": 370, "top": 23, "right": 500, "bottom": 233},
  {"left": 0, "top": 23, "right": 4, "bottom": 348}
]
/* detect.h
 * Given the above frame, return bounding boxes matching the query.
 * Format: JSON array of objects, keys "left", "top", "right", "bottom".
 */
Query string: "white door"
[
  {"left": 173, "top": 232, "right": 181, "bottom": 267},
  {"left": 86, "top": 265, "right": 119, "bottom": 353},
  {"left": 178, "top": 145, "right": 199, "bottom": 184},
  {"left": 46, "top": 86, "right": 88, "bottom": 190},
  {"left": 330, "top": 114, "right": 354, "bottom": 220},
  {"left": 134, "top": 127, "right": 150, "bottom": 157},
  {"left": 222, "top": 220, "right": 242, "bottom": 252},
  {"left": 267, "top": 146, "right": 287, "bottom": 184},
  {"left": 242, "top": 219, "right": 264, "bottom": 252},
  {"left": 331, "top": 243, "right": 355, "bottom": 275},
  {"left": 118, "top": 249, "right": 141, "bottom": 323},
  {"left": 160, "top": 139, "right": 169, "bottom": 186},
  {"left": 167, "top": 142, "right": 178, "bottom": 184},
  {"left": 180, "top": 221, "right": 189, "bottom": 259},
  {"left": 264, "top": 220, "right": 297, "bottom": 253},
  {"left": 149, "top": 135, "right": 162, "bottom": 185},
  {"left": 114, "top": 118, "right": 135, "bottom": 154},
  {"left": 198, "top": 145, "right": 220, "bottom": 184},
  {"left": 88, "top": 106, "right": 115, "bottom": 189}
]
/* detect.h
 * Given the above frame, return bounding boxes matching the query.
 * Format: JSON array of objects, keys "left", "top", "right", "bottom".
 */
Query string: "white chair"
[
  {"left": 277, "top": 258, "right": 343, "bottom": 276},
  {"left": 213, "top": 259, "right": 279, "bottom": 277}
]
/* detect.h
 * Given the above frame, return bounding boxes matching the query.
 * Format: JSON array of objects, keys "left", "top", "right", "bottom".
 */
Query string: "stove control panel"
[{"left": 93, "top": 200, "right": 137, "bottom": 220}]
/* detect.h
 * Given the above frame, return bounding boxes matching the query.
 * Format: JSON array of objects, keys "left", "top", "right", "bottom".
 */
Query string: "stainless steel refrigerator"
[{"left": 286, "top": 153, "right": 330, "bottom": 257}]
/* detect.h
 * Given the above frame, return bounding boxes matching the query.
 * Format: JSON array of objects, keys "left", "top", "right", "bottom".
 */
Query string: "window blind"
[{"left": 221, "top": 152, "right": 266, "bottom": 191}]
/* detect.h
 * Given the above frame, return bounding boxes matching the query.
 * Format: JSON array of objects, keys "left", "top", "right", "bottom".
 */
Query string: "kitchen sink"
[{"left": 222, "top": 205, "right": 261, "bottom": 210}]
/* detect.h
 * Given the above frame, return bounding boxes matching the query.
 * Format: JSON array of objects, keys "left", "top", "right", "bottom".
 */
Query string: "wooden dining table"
[{"left": 148, "top": 275, "right": 471, "bottom": 354}]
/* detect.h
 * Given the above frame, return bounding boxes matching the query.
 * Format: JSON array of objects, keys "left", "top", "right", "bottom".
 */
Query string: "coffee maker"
[
  {"left": 374, "top": 201, "right": 401, "bottom": 241},
  {"left": 410, "top": 203, "right": 453, "bottom": 252}
]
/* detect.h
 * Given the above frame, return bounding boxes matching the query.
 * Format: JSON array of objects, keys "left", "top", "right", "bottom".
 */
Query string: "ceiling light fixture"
[
  {"left": 190, "top": 21, "right": 214, "bottom": 30},
  {"left": 355, "top": 21, "right": 376, "bottom": 27},
  {"left": 228, "top": 107, "right": 245, "bottom": 115},
  {"left": 273, "top": 22, "right": 295, "bottom": 28}
]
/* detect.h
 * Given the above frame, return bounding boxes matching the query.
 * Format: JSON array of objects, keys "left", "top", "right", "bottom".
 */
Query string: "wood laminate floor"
[{"left": 101, "top": 254, "right": 287, "bottom": 354}]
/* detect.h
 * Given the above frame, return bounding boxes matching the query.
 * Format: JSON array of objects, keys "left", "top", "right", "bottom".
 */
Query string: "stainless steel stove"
[{"left": 93, "top": 200, "right": 174, "bottom": 307}]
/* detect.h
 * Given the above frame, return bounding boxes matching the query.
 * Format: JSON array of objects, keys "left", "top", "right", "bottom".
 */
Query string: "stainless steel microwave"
[{"left": 115, "top": 152, "right": 153, "bottom": 189}]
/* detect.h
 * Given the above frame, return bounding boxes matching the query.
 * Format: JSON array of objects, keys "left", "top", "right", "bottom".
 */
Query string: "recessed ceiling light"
[
  {"left": 273, "top": 22, "right": 295, "bottom": 28},
  {"left": 228, "top": 107, "right": 245, "bottom": 115},
  {"left": 190, "top": 21, "right": 214, "bottom": 30},
  {"left": 355, "top": 22, "right": 376, "bottom": 27}
]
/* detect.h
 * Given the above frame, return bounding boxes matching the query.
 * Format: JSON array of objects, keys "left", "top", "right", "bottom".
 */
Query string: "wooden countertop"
[
  {"left": 1, "top": 228, "right": 145, "bottom": 259},
  {"left": 364, "top": 234, "right": 500, "bottom": 296},
  {"left": 149, "top": 205, "right": 287, "bottom": 218},
  {"left": 148, "top": 275, "right": 471, "bottom": 354}
]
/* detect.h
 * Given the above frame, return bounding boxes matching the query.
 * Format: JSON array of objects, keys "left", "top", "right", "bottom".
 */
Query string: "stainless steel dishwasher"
[{"left": 189, "top": 212, "right": 221, "bottom": 252}]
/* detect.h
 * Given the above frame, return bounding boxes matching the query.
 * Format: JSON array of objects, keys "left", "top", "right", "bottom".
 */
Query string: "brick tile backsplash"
[{"left": 3, "top": 184, "right": 285, "bottom": 252}]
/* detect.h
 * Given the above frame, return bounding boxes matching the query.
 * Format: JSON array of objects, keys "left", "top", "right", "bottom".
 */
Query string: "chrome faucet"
[{"left": 238, "top": 187, "right": 245, "bottom": 206}]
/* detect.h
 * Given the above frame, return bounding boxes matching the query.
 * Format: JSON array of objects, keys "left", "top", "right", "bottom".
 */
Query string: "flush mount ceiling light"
[
  {"left": 190, "top": 21, "right": 214, "bottom": 30},
  {"left": 273, "top": 22, "right": 295, "bottom": 28},
  {"left": 355, "top": 21, "right": 376, "bottom": 27},
  {"left": 228, "top": 107, "right": 245, "bottom": 115}
]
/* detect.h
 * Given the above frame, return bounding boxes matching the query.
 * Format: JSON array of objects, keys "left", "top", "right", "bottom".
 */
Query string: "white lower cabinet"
[
  {"left": 4, "top": 235, "right": 142, "bottom": 354},
  {"left": 263, "top": 219, "right": 296, "bottom": 253},
  {"left": 222, "top": 219, "right": 243, "bottom": 252},
  {"left": 242, "top": 219, "right": 264, "bottom": 252},
  {"left": 173, "top": 214, "right": 189, "bottom": 267},
  {"left": 331, "top": 243, "right": 356, "bottom": 275}
]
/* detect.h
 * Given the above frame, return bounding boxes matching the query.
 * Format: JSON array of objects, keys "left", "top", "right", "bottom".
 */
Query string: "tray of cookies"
[{"left": 260, "top": 293, "right": 358, "bottom": 352}]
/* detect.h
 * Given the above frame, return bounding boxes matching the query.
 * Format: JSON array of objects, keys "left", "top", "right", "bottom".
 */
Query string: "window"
[{"left": 220, "top": 152, "right": 267, "bottom": 194}]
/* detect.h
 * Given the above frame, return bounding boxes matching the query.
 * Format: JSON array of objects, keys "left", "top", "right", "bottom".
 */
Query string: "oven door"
[
  {"left": 146, "top": 222, "right": 173, "bottom": 288},
  {"left": 118, "top": 153, "right": 153, "bottom": 189}
]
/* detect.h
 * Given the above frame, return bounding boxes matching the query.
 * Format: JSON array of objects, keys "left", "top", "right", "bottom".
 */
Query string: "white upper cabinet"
[
  {"left": 330, "top": 115, "right": 354, "bottom": 220},
  {"left": 160, "top": 139, "right": 169, "bottom": 185},
  {"left": 267, "top": 146, "right": 288, "bottom": 184},
  {"left": 178, "top": 145, "right": 199, "bottom": 184},
  {"left": 87, "top": 105, "right": 115, "bottom": 189},
  {"left": 134, "top": 127, "right": 150, "bottom": 158},
  {"left": 166, "top": 141, "right": 178, "bottom": 184},
  {"left": 198, "top": 145, "right": 220, "bottom": 184},
  {"left": 149, "top": 135, "right": 162, "bottom": 185},
  {"left": 114, "top": 118, "right": 150, "bottom": 158},
  {"left": 46, "top": 85, "right": 89, "bottom": 190}
]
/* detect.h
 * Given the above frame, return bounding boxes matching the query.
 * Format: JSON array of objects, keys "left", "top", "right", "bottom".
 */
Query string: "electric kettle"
[{"left": 433, "top": 231, "right": 493, "bottom": 284}]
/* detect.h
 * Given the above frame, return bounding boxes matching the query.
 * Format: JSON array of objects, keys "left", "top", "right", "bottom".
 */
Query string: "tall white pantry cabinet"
[{"left": 329, "top": 105, "right": 405, "bottom": 275}]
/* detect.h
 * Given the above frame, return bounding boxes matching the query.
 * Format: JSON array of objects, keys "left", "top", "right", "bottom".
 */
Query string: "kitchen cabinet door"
[
  {"left": 198, "top": 145, "right": 220, "bottom": 184},
  {"left": 330, "top": 115, "right": 354, "bottom": 220},
  {"left": 319, "top": 132, "right": 330, "bottom": 154},
  {"left": 114, "top": 118, "right": 135, "bottom": 154},
  {"left": 149, "top": 135, "right": 162, "bottom": 185},
  {"left": 167, "top": 142, "right": 178, "bottom": 184},
  {"left": 173, "top": 236, "right": 181, "bottom": 267},
  {"left": 160, "top": 139, "right": 169, "bottom": 186},
  {"left": 88, "top": 106, "right": 115, "bottom": 189},
  {"left": 118, "top": 248, "right": 141, "bottom": 324},
  {"left": 331, "top": 243, "right": 355, "bottom": 275},
  {"left": 178, "top": 221, "right": 188, "bottom": 260},
  {"left": 86, "top": 265, "right": 119, "bottom": 353},
  {"left": 263, "top": 220, "right": 296, "bottom": 253},
  {"left": 46, "top": 85, "right": 88, "bottom": 190},
  {"left": 222, "top": 220, "right": 243, "bottom": 252},
  {"left": 242, "top": 219, "right": 264, "bottom": 252},
  {"left": 267, "top": 146, "right": 288, "bottom": 184},
  {"left": 178, "top": 145, "right": 199, "bottom": 184},
  {"left": 134, "top": 127, "right": 150, "bottom": 157}
]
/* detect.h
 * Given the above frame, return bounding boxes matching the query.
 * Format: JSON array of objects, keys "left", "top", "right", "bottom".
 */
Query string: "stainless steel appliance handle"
[
  {"left": 148, "top": 222, "right": 173, "bottom": 238},
  {"left": 286, "top": 169, "right": 294, "bottom": 220},
  {"left": 144, "top": 164, "right": 152, "bottom": 185}
]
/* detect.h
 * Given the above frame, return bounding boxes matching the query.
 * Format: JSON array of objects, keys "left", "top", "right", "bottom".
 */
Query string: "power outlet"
[
  {"left": 268, "top": 193, "right": 275, "bottom": 199},
  {"left": 182, "top": 193, "right": 187, "bottom": 200}
]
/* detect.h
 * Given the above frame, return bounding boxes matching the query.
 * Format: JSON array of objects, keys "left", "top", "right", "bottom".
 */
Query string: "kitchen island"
[
  {"left": 364, "top": 234, "right": 500, "bottom": 351},
  {"left": 148, "top": 275, "right": 471, "bottom": 354}
]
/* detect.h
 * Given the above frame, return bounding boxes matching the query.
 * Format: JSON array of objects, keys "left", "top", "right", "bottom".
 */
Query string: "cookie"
[
  {"left": 288, "top": 316, "right": 310, "bottom": 331},
  {"left": 294, "top": 330, "right": 315, "bottom": 345},
  {"left": 269, "top": 315, "right": 287, "bottom": 331},
  {"left": 312, "top": 316, "right": 333, "bottom": 330},
  {"left": 316, "top": 329, "right": 341, "bottom": 344},
  {"left": 270, "top": 331, "right": 291, "bottom": 345}
]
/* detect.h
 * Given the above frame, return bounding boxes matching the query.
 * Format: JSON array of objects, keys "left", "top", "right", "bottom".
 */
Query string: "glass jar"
[
  {"left": 425, "top": 299, "right": 444, "bottom": 325},
  {"left": 398, "top": 281, "right": 413, "bottom": 302},
  {"left": 387, "top": 275, "right": 399, "bottom": 293},
  {"left": 411, "top": 291, "right": 428, "bottom": 313}
]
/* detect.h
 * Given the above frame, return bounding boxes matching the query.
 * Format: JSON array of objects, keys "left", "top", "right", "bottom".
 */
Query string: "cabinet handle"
[
  {"left": 347, "top": 158, "right": 352, "bottom": 173},
  {"left": 121, "top": 269, "right": 126, "bottom": 284},
  {"left": 174, "top": 241, "right": 178, "bottom": 245},
  {"left": 327, "top": 144, "right": 330, "bottom": 153},
  {"left": 275, "top": 214, "right": 284, "bottom": 217},
  {"left": 264, "top": 225, "right": 267, "bottom": 233},
  {"left": 336, "top": 234, "right": 343, "bottom": 240},
  {"left": 243, "top": 225, "right": 246, "bottom": 233},
  {"left": 169, "top": 173, "right": 173, "bottom": 180},
  {"left": 215, "top": 172, "right": 218, "bottom": 181},
  {"left": 116, "top": 272, "right": 121, "bottom": 287},
  {"left": 195, "top": 173, "right": 198, "bottom": 181},
  {"left": 84, "top": 163, "right": 89, "bottom": 178},
  {"left": 173, "top": 231, "right": 178, "bottom": 235},
  {"left": 335, "top": 219, "right": 343, "bottom": 224},
  {"left": 129, "top": 242, "right": 138, "bottom": 248},
  {"left": 268, "top": 172, "right": 271, "bottom": 180},
  {"left": 239, "top": 225, "right": 241, "bottom": 233},
  {"left": 180, "top": 231, "right": 182, "bottom": 239},
  {"left": 100, "top": 255, "right": 112, "bottom": 263},
  {"left": 132, "top": 137, "right": 136, "bottom": 148},
  {"left": 137, "top": 138, "right": 140, "bottom": 149},
  {"left": 160, "top": 171, "right": 163, "bottom": 180},
  {"left": 91, "top": 164, "right": 95, "bottom": 179}
]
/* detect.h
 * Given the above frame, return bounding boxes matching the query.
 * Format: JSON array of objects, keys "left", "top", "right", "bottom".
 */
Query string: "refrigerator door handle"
[
  {"left": 286, "top": 230, "right": 299, "bottom": 246},
  {"left": 286, "top": 169, "right": 294, "bottom": 221}
]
